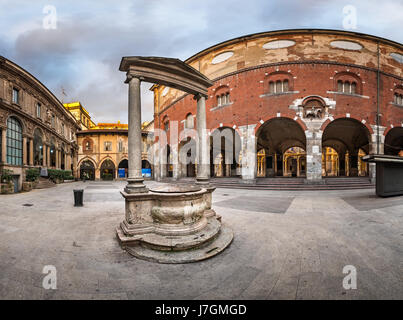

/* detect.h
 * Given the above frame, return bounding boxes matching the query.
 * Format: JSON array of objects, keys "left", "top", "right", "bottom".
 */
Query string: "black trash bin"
[{"left": 73, "top": 189, "right": 84, "bottom": 207}]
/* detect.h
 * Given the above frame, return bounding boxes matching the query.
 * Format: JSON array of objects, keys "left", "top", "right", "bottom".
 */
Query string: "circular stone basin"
[{"left": 150, "top": 184, "right": 201, "bottom": 193}]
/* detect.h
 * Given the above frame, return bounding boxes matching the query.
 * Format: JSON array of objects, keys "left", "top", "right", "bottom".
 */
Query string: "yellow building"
[{"left": 63, "top": 102, "right": 96, "bottom": 130}]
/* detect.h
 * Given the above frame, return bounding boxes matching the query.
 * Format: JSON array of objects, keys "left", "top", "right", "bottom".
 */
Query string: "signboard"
[
  {"left": 40, "top": 167, "right": 48, "bottom": 177},
  {"left": 142, "top": 168, "right": 152, "bottom": 178}
]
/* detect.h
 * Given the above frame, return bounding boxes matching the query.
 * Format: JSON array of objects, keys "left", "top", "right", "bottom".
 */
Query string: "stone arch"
[
  {"left": 100, "top": 158, "right": 116, "bottom": 180},
  {"left": 256, "top": 117, "right": 306, "bottom": 177},
  {"left": 322, "top": 117, "right": 371, "bottom": 176},
  {"left": 209, "top": 126, "right": 241, "bottom": 177},
  {"left": 79, "top": 158, "right": 96, "bottom": 180},
  {"left": 384, "top": 127, "right": 403, "bottom": 155},
  {"left": 6, "top": 114, "right": 26, "bottom": 134},
  {"left": 255, "top": 116, "right": 308, "bottom": 135},
  {"left": 320, "top": 116, "right": 373, "bottom": 135}
]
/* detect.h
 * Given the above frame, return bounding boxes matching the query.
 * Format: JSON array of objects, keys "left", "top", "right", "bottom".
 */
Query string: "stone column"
[
  {"left": 1, "top": 128, "right": 6, "bottom": 163},
  {"left": 125, "top": 76, "right": 147, "bottom": 193},
  {"left": 56, "top": 150, "right": 59, "bottom": 169},
  {"left": 239, "top": 124, "right": 257, "bottom": 183},
  {"left": 368, "top": 125, "right": 386, "bottom": 182},
  {"left": 349, "top": 151, "right": 359, "bottom": 177},
  {"left": 195, "top": 94, "right": 209, "bottom": 184},
  {"left": 305, "top": 129, "right": 323, "bottom": 183},
  {"left": 29, "top": 139, "right": 34, "bottom": 166},
  {"left": 42, "top": 145, "right": 46, "bottom": 167},
  {"left": 23, "top": 137, "right": 27, "bottom": 165},
  {"left": 339, "top": 151, "right": 346, "bottom": 176}
]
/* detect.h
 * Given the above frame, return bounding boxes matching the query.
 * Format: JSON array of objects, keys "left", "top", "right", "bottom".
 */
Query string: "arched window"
[
  {"left": 351, "top": 82, "right": 357, "bottom": 94},
  {"left": 268, "top": 78, "right": 291, "bottom": 94},
  {"left": 335, "top": 73, "right": 361, "bottom": 94},
  {"left": 83, "top": 138, "right": 93, "bottom": 152},
  {"left": 6, "top": 117, "right": 23, "bottom": 165},
  {"left": 269, "top": 81, "right": 275, "bottom": 93},
  {"left": 185, "top": 113, "right": 194, "bottom": 129},
  {"left": 33, "top": 128, "right": 43, "bottom": 166},
  {"left": 283, "top": 79, "right": 289, "bottom": 92},
  {"left": 393, "top": 92, "right": 403, "bottom": 106},
  {"left": 276, "top": 80, "right": 282, "bottom": 93},
  {"left": 215, "top": 85, "right": 230, "bottom": 107}
]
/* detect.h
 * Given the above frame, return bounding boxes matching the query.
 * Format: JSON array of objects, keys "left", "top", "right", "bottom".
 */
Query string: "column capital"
[{"left": 125, "top": 73, "right": 144, "bottom": 84}]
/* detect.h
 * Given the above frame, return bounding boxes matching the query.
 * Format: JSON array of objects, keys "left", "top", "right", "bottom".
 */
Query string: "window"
[
  {"left": 337, "top": 80, "right": 357, "bottom": 94},
  {"left": 104, "top": 141, "right": 112, "bottom": 151},
  {"left": 269, "top": 79, "right": 290, "bottom": 94},
  {"left": 185, "top": 113, "right": 194, "bottom": 129},
  {"left": 36, "top": 103, "right": 41, "bottom": 118},
  {"left": 51, "top": 114, "right": 55, "bottom": 128},
  {"left": 216, "top": 93, "right": 230, "bottom": 106},
  {"left": 164, "top": 121, "right": 169, "bottom": 132},
  {"left": 33, "top": 129, "right": 43, "bottom": 166},
  {"left": 61, "top": 123, "right": 65, "bottom": 135},
  {"left": 6, "top": 117, "right": 23, "bottom": 165},
  {"left": 12, "top": 88, "right": 20, "bottom": 104},
  {"left": 83, "top": 138, "right": 93, "bottom": 151},
  {"left": 118, "top": 140, "right": 123, "bottom": 152}
]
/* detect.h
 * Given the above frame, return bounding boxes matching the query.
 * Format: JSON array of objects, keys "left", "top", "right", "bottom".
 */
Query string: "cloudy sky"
[{"left": 0, "top": 0, "right": 402, "bottom": 123}]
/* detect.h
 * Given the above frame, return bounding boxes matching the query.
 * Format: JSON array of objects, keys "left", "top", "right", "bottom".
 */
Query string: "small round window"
[
  {"left": 390, "top": 52, "right": 403, "bottom": 64},
  {"left": 263, "top": 40, "right": 295, "bottom": 49},
  {"left": 211, "top": 51, "right": 233, "bottom": 64},
  {"left": 330, "top": 40, "right": 362, "bottom": 51}
]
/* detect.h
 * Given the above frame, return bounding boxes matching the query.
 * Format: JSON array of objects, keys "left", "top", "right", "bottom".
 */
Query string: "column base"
[
  {"left": 124, "top": 177, "right": 148, "bottom": 194},
  {"left": 240, "top": 178, "right": 256, "bottom": 184},
  {"left": 196, "top": 177, "right": 210, "bottom": 185},
  {"left": 304, "top": 178, "right": 325, "bottom": 185}
]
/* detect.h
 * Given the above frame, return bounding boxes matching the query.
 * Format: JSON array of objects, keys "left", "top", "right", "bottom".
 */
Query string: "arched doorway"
[
  {"left": 50, "top": 139, "right": 56, "bottom": 168},
  {"left": 80, "top": 160, "right": 95, "bottom": 180},
  {"left": 100, "top": 159, "right": 115, "bottom": 180},
  {"left": 322, "top": 147, "right": 339, "bottom": 177},
  {"left": 142, "top": 160, "right": 152, "bottom": 178},
  {"left": 118, "top": 159, "right": 128, "bottom": 178},
  {"left": 209, "top": 127, "right": 241, "bottom": 177},
  {"left": 256, "top": 118, "right": 306, "bottom": 177},
  {"left": 384, "top": 127, "right": 403, "bottom": 156},
  {"left": 33, "top": 128, "right": 43, "bottom": 166},
  {"left": 284, "top": 147, "right": 306, "bottom": 177},
  {"left": 322, "top": 118, "right": 370, "bottom": 177}
]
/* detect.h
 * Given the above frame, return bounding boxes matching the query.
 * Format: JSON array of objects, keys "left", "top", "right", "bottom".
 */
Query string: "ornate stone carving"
[{"left": 303, "top": 100, "right": 324, "bottom": 120}]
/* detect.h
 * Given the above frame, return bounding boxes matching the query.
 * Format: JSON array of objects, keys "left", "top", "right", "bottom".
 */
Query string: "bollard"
[{"left": 73, "top": 189, "right": 84, "bottom": 207}]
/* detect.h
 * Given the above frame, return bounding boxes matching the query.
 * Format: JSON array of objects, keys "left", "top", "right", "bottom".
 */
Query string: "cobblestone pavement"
[{"left": 0, "top": 181, "right": 402, "bottom": 300}]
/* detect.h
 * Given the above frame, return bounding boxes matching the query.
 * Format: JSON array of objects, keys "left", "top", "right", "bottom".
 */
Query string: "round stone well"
[{"left": 116, "top": 184, "right": 233, "bottom": 264}]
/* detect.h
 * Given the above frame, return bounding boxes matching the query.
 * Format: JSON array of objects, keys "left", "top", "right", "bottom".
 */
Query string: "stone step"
[{"left": 34, "top": 178, "right": 55, "bottom": 189}]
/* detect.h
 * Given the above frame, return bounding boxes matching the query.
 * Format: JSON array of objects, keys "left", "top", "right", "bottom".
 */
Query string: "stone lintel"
[{"left": 119, "top": 56, "right": 213, "bottom": 97}]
